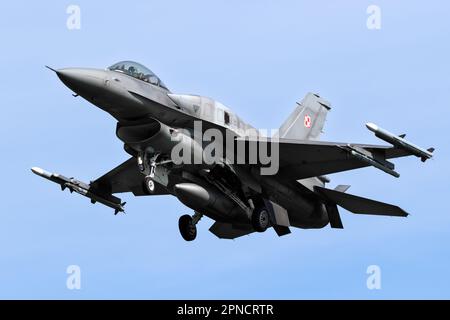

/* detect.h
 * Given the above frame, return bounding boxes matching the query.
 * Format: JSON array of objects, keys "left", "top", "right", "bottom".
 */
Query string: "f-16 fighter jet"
[{"left": 33, "top": 61, "right": 434, "bottom": 241}]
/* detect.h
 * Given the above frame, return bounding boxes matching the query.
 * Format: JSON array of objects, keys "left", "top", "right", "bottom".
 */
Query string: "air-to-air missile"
[
  {"left": 348, "top": 149, "right": 400, "bottom": 178},
  {"left": 31, "top": 167, "right": 125, "bottom": 214},
  {"left": 366, "top": 123, "right": 434, "bottom": 162}
]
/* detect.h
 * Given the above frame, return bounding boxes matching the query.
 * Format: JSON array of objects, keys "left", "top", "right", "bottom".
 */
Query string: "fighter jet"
[{"left": 33, "top": 61, "right": 434, "bottom": 241}]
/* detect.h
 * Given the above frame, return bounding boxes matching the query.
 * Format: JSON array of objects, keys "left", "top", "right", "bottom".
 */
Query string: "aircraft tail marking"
[{"left": 277, "top": 92, "right": 331, "bottom": 141}]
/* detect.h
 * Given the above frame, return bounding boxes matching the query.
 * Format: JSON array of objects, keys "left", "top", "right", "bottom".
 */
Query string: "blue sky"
[{"left": 0, "top": 1, "right": 449, "bottom": 299}]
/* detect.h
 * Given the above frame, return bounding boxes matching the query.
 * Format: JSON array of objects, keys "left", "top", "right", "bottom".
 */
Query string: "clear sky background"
[{"left": 0, "top": 1, "right": 449, "bottom": 299}]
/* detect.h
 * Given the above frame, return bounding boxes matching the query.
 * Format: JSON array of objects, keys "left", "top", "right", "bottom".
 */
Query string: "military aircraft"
[{"left": 32, "top": 61, "right": 434, "bottom": 241}]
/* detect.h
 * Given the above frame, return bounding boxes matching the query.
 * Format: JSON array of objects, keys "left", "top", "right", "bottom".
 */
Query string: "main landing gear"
[
  {"left": 251, "top": 205, "right": 270, "bottom": 232},
  {"left": 178, "top": 212, "right": 202, "bottom": 241}
]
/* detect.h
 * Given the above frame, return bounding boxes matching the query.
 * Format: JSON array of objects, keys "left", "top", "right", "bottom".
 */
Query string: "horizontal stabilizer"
[{"left": 315, "top": 186, "right": 408, "bottom": 217}]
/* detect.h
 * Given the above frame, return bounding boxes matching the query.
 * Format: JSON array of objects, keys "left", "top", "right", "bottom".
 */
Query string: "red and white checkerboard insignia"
[{"left": 304, "top": 115, "right": 312, "bottom": 128}]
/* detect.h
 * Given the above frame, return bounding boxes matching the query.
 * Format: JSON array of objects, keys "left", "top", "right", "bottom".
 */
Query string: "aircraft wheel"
[
  {"left": 178, "top": 214, "right": 197, "bottom": 241},
  {"left": 144, "top": 176, "right": 156, "bottom": 194},
  {"left": 252, "top": 207, "right": 270, "bottom": 232}
]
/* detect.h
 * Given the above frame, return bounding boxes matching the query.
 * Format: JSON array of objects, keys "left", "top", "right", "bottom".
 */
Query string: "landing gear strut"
[
  {"left": 140, "top": 152, "right": 159, "bottom": 194},
  {"left": 178, "top": 212, "right": 202, "bottom": 241}
]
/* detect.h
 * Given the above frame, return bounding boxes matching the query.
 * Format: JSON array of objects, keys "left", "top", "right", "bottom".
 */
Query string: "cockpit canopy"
[{"left": 107, "top": 61, "right": 168, "bottom": 90}]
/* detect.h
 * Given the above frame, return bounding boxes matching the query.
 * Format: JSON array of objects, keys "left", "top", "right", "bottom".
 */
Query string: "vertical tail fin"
[{"left": 277, "top": 93, "right": 331, "bottom": 141}]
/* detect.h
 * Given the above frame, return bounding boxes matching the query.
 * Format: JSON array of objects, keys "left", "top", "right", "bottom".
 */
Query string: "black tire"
[
  {"left": 252, "top": 207, "right": 270, "bottom": 232},
  {"left": 178, "top": 214, "right": 197, "bottom": 241},
  {"left": 144, "top": 176, "right": 156, "bottom": 194}
]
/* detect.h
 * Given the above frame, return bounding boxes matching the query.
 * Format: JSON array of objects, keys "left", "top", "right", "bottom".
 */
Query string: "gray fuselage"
[{"left": 55, "top": 65, "right": 328, "bottom": 229}]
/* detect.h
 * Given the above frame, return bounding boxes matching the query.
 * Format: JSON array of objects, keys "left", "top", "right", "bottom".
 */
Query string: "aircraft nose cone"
[{"left": 55, "top": 68, "right": 106, "bottom": 96}]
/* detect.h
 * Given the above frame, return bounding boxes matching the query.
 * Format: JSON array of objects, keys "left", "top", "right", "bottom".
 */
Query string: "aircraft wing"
[
  {"left": 32, "top": 157, "right": 169, "bottom": 214},
  {"left": 91, "top": 157, "right": 169, "bottom": 196},
  {"left": 235, "top": 137, "right": 429, "bottom": 180}
]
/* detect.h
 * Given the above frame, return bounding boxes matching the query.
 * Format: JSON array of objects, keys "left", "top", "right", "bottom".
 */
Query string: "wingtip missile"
[
  {"left": 366, "top": 122, "right": 434, "bottom": 161},
  {"left": 31, "top": 166, "right": 50, "bottom": 178},
  {"left": 365, "top": 122, "right": 379, "bottom": 132},
  {"left": 32, "top": 166, "right": 125, "bottom": 214}
]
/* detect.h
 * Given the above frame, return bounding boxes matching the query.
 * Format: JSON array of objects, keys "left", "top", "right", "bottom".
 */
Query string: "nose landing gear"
[
  {"left": 144, "top": 176, "right": 156, "bottom": 193},
  {"left": 178, "top": 212, "right": 202, "bottom": 241},
  {"left": 139, "top": 152, "right": 160, "bottom": 194}
]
